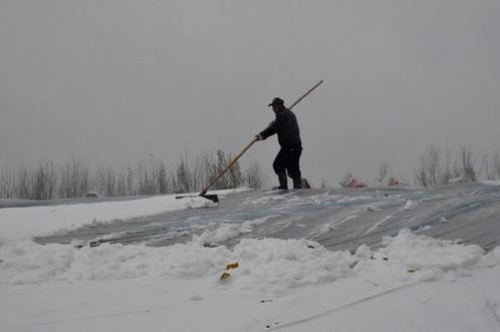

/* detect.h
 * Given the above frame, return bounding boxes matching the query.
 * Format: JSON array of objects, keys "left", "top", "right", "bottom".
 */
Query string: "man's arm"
[{"left": 258, "top": 121, "right": 277, "bottom": 140}]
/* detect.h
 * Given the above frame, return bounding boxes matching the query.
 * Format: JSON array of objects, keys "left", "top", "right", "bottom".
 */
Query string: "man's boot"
[
  {"left": 293, "top": 176, "right": 302, "bottom": 189},
  {"left": 273, "top": 173, "right": 288, "bottom": 190}
]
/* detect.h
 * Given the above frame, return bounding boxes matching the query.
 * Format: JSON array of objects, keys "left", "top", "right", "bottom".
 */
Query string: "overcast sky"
[{"left": 1, "top": 0, "right": 500, "bottom": 186}]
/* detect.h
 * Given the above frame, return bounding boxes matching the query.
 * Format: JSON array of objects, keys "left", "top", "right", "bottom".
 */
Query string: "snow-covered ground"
[
  {"left": 0, "top": 195, "right": 215, "bottom": 241},
  {"left": 1, "top": 185, "right": 500, "bottom": 331}
]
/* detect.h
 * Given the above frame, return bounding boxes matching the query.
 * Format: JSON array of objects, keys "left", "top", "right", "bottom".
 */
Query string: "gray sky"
[{"left": 1, "top": 0, "right": 500, "bottom": 186}]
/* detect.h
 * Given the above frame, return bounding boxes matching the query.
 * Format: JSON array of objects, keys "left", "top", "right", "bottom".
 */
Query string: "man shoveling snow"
[{"left": 256, "top": 97, "right": 304, "bottom": 190}]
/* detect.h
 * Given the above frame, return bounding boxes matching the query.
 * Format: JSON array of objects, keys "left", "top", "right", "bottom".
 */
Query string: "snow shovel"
[{"left": 177, "top": 80, "right": 324, "bottom": 204}]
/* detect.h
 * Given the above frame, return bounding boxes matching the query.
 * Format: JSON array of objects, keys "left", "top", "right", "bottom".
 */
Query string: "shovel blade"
[
  {"left": 175, "top": 194, "right": 219, "bottom": 204},
  {"left": 201, "top": 194, "right": 219, "bottom": 204}
]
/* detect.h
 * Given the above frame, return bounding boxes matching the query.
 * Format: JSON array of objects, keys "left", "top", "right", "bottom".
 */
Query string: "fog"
[{"left": 1, "top": 0, "right": 500, "bottom": 186}]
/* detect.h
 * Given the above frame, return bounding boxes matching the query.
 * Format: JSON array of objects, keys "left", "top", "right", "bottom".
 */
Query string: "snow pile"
[
  {"left": 228, "top": 238, "right": 355, "bottom": 294},
  {"left": 0, "top": 229, "right": 493, "bottom": 296},
  {"left": 0, "top": 195, "right": 216, "bottom": 241},
  {"left": 483, "top": 246, "right": 500, "bottom": 267},
  {"left": 193, "top": 222, "right": 254, "bottom": 246},
  {"left": 0, "top": 240, "right": 231, "bottom": 284},
  {"left": 192, "top": 217, "right": 272, "bottom": 246},
  {"left": 0, "top": 237, "right": 354, "bottom": 294},
  {"left": 354, "top": 229, "right": 485, "bottom": 282}
]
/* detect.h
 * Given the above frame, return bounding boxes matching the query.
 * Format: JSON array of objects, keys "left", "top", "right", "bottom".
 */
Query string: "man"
[{"left": 256, "top": 97, "right": 303, "bottom": 190}]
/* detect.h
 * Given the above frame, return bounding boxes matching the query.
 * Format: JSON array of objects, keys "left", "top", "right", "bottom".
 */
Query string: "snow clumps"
[{"left": 0, "top": 229, "right": 494, "bottom": 295}]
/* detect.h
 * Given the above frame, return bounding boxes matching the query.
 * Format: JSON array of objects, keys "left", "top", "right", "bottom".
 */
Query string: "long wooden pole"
[
  {"left": 199, "top": 80, "right": 324, "bottom": 196},
  {"left": 288, "top": 80, "right": 324, "bottom": 110}
]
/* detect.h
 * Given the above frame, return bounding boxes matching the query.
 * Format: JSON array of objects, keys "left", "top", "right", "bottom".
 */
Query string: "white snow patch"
[
  {"left": 439, "top": 216, "right": 449, "bottom": 223},
  {"left": 319, "top": 223, "right": 335, "bottom": 235},
  {"left": 354, "top": 245, "right": 373, "bottom": 259},
  {"left": 366, "top": 205, "right": 382, "bottom": 212},
  {"left": 244, "top": 195, "right": 288, "bottom": 205},
  {"left": 193, "top": 222, "right": 254, "bottom": 246},
  {"left": 483, "top": 246, "right": 500, "bottom": 268},
  {"left": 317, "top": 215, "right": 359, "bottom": 235},
  {"left": 192, "top": 216, "right": 272, "bottom": 246},
  {"left": 362, "top": 229, "right": 485, "bottom": 282},
  {"left": 337, "top": 196, "right": 373, "bottom": 203},
  {"left": 0, "top": 194, "right": 217, "bottom": 241},
  {"left": 364, "top": 215, "right": 393, "bottom": 235},
  {"left": 403, "top": 199, "right": 419, "bottom": 210},
  {"left": 416, "top": 225, "right": 433, "bottom": 233}
]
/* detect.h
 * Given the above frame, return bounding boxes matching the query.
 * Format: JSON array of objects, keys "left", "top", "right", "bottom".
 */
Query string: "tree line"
[
  {"left": 3, "top": 144, "right": 498, "bottom": 199},
  {"left": 413, "top": 145, "right": 500, "bottom": 187},
  {"left": 394, "top": 144, "right": 499, "bottom": 187},
  {"left": 350, "top": 144, "right": 499, "bottom": 188},
  {"left": 0, "top": 151, "right": 265, "bottom": 200}
]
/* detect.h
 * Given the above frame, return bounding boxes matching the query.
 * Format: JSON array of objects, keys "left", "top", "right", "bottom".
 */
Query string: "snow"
[
  {"left": 364, "top": 215, "right": 393, "bottom": 235},
  {"left": 0, "top": 236, "right": 353, "bottom": 293},
  {"left": 0, "top": 194, "right": 216, "bottom": 241},
  {"left": 480, "top": 180, "right": 500, "bottom": 186},
  {"left": 0, "top": 228, "right": 490, "bottom": 289},
  {"left": 403, "top": 199, "right": 419, "bottom": 210},
  {"left": 1, "top": 188, "right": 500, "bottom": 331},
  {"left": 192, "top": 216, "right": 272, "bottom": 247},
  {"left": 317, "top": 215, "right": 358, "bottom": 235}
]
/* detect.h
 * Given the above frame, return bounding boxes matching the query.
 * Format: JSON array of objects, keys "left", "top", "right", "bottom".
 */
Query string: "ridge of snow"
[{"left": 0, "top": 229, "right": 491, "bottom": 295}]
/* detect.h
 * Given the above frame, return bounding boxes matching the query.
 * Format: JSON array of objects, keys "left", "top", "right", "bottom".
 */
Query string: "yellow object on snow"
[
  {"left": 220, "top": 271, "right": 231, "bottom": 280},
  {"left": 225, "top": 262, "right": 239, "bottom": 270}
]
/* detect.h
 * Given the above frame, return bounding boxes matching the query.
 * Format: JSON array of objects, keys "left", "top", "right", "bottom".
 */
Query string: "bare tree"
[
  {"left": 116, "top": 169, "right": 127, "bottom": 196},
  {"left": 30, "top": 161, "right": 57, "bottom": 200},
  {"left": 415, "top": 145, "right": 441, "bottom": 187},
  {"left": 94, "top": 166, "right": 117, "bottom": 197},
  {"left": 480, "top": 153, "right": 497, "bottom": 181},
  {"left": 376, "top": 161, "right": 391, "bottom": 183},
  {"left": 137, "top": 160, "right": 158, "bottom": 195},
  {"left": 157, "top": 160, "right": 169, "bottom": 194},
  {"left": 494, "top": 153, "right": 500, "bottom": 180},
  {"left": 59, "top": 157, "right": 89, "bottom": 198},
  {"left": 17, "top": 165, "right": 31, "bottom": 199},
  {"left": 174, "top": 156, "right": 191, "bottom": 193},
  {"left": 126, "top": 167, "right": 135, "bottom": 195},
  {"left": 459, "top": 146, "right": 476, "bottom": 183},
  {"left": 206, "top": 150, "right": 244, "bottom": 190},
  {"left": 441, "top": 145, "right": 454, "bottom": 184},
  {"left": 428, "top": 145, "right": 442, "bottom": 185},
  {"left": 191, "top": 153, "right": 210, "bottom": 192},
  {"left": 320, "top": 178, "right": 330, "bottom": 189},
  {"left": 415, "top": 144, "right": 479, "bottom": 187},
  {"left": 245, "top": 161, "right": 263, "bottom": 188},
  {"left": 0, "top": 166, "right": 17, "bottom": 199},
  {"left": 116, "top": 167, "right": 136, "bottom": 196},
  {"left": 224, "top": 151, "right": 244, "bottom": 189}
]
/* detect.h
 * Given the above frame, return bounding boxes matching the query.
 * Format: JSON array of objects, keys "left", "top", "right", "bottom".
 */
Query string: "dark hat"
[{"left": 268, "top": 97, "right": 284, "bottom": 107}]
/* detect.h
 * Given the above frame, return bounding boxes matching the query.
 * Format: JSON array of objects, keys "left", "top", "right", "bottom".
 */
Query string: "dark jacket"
[{"left": 260, "top": 108, "right": 302, "bottom": 148}]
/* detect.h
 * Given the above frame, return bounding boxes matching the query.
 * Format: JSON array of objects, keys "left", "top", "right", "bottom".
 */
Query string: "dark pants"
[{"left": 273, "top": 145, "right": 302, "bottom": 180}]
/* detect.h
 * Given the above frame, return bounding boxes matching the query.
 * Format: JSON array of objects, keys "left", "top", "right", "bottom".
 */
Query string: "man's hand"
[{"left": 255, "top": 134, "right": 263, "bottom": 141}]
